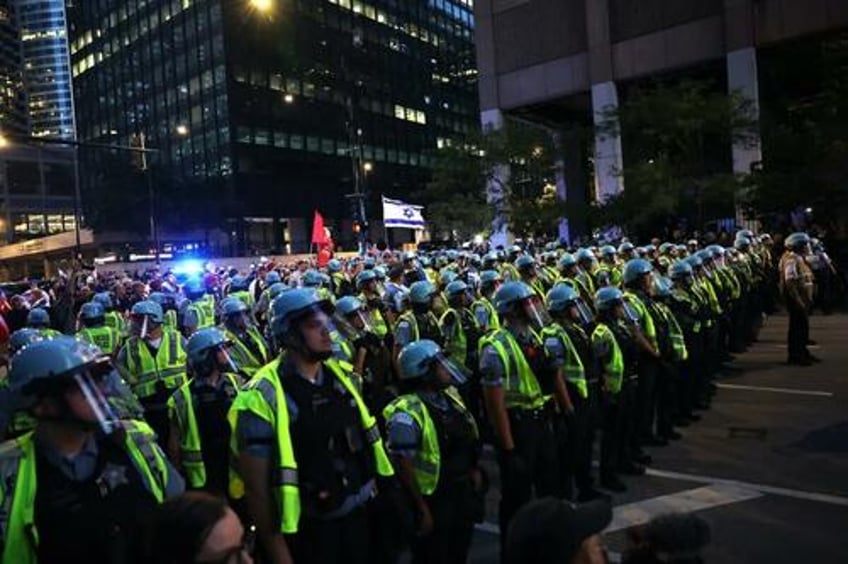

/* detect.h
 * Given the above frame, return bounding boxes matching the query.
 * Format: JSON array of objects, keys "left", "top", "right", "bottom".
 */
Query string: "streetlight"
[
  {"left": 283, "top": 93, "right": 294, "bottom": 104},
  {"left": 175, "top": 124, "right": 189, "bottom": 136},
  {"left": 363, "top": 161, "right": 373, "bottom": 173},
  {"left": 250, "top": 0, "right": 273, "bottom": 13}
]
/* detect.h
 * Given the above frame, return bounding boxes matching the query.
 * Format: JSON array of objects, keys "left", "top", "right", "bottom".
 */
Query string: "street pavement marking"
[
  {"left": 645, "top": 468, "right": 848, "bottom": 507},
  {"left": 604, "top": 484, "right": 762, "bottom": 533},
  {"left": 716, "top": 383, "right": 833, "bottom": 397}
]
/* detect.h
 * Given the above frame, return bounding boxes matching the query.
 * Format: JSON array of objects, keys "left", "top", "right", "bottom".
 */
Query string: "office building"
[
  {"left": 474, "top": 0, "right": 848, "bottom": 237},
  {"left": 68, "top": 0, "right": 478, "bottom": 254},
  {"left": 0, "top": 0, "right": 27, "bottom": 134},
  {"left": 16, "top": 0, "right": 75, "bottom": 139}
]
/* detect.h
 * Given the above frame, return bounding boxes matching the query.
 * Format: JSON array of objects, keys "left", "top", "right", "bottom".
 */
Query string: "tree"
[
  {"left": 421, "top": 117, "right": 559, "bottom": 242},
  {"left": 595, "top": 79, "right": 757, "bottom": 239},
  {"left": 744, "top": 33, "right": 848, "bottom": 235}
]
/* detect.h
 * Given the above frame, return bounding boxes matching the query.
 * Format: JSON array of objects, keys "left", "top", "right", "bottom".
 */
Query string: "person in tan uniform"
[{"left": 779, "top": 232, "right": 817, "bottom": 366}]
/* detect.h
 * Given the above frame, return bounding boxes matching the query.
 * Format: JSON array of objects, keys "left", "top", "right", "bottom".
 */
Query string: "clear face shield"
[
  {"left": 69, "top": 359, "right": 130, "bottom": 435},
  {"left": 215, "top": 343, "right": 240, "bottom": 374},
  {"left": 521, "top": 296, "right": 552, "bottom": 331},
  {"left": 227, "top": 311, "right": 253, "bottom": 332},
  {"left": 431, "top": 353, "right": 468, "bottom": 387},
  {"left": 620, "top": 301, "right": 640, "bottom": 324},
  {"left": 571, "top": 299, "right": 594, "bottom": 326},
  {"left": 293, "top": 306, "right": 338, "bottom": 360}
]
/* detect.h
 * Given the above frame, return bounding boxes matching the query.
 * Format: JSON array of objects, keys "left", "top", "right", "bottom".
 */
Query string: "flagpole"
[{"left": 381, "top": 194, "right": 389, "bottom": 250}]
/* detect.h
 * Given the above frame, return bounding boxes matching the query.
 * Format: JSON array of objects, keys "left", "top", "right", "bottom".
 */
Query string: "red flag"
[{"left": 312, "top": 210, "right": 328, "bottom": 246}]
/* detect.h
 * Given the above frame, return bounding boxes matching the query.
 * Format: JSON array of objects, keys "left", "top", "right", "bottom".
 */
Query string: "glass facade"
[
  {"left": 16, "top": 0, "right": 75, "bottom": 139},
  {"left": 70, "top": 0, "right": 478, "bottom": 253},
  {"left": 0, "top": 0, "right": 27, "bottom": 134}
]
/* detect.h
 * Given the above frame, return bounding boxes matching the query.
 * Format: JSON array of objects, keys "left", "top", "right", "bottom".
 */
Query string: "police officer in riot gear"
[
  {"left": 384, "top": 340, "right": 484, "bottom": 564},
  {"left": 229, "top": 288, "right": 395, "bottom": 564},
  {"left": 0, "top": 337, "right": 183, "bottom": 564}
]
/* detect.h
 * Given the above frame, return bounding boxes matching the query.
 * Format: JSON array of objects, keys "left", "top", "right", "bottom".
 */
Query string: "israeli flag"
[{"left": 382, "top": 195, "right": 426, "bottom": 229}]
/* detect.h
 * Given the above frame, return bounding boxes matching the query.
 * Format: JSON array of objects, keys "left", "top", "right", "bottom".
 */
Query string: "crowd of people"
[{"left": 0, "top": 228, "right": 835, "bottom": 564}]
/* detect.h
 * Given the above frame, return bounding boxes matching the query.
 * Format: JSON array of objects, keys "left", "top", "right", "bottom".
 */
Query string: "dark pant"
[
  {"left": 496, "top": 410, "right": 560, "bottom": 550},
  {"left": 655, "top": 362, "right": 678, "bottom": 438},
  {"left": 787, "top": 302, "right": 810, "bottom": 361},
  {"left": 568, "top": 383, "right": 599, "bottom": 495},
  {"left": 600, "top": 380, "right": 634, "bottom": 481},
  {"left": 288, "top": 505, "right": 370, "bottom": 564},
  {"left": 636, "top": 359, "right": 658, "bottom": 441},
  {"left": 140, "top": 399, "right": 170, "bottom": 451},
  {"left": 412, "top": 480, "right": 476, "bottom": 564}
]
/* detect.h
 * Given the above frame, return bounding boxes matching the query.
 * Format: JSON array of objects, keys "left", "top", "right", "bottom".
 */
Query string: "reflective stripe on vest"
[
  {"left": 226, "top": 327, "right": 269, "bottom": 376},
  {"left": 439, "top": 308, "right": 467, "bottom": 367},
  {"left": 382, "top": 387, "right": 477, "bottom": 495},
  {"left": 591, "top": 323, "right": 623, "bottom": 394},
  {"left": 623, "top": 292, "right": 657, "bottom": 349},
  {"left": 655, "top": 301, "right": 688, "bottom": 362},
  {"left": 77, "top": 326, "right": 119, "bottom": 355},
  {"left": 168, "top": 374, "right": 241, "bottom": 488},
  {"left": 541, "top": 324, "right": 587, "bottom": 399},
  {"left": 125, "top": 331, "right": 187, "bottom": 398},
  {"left": 472, "top": 298, "right": 500, "bottom": 333},
  {"left": 104, "top": 311, "right": 126, "bottom": 335},
  {"left": 189, "top": 300, "right": 216, "bottom": 330},
  {"left": 478, "top": 329, "right": 546, "bottom": 410},
  {"left": 228, "top": 358, "right": 394, "bottom": 533},
  {"left": 0, "top": 421, "right": 169, "bottom": 564}
]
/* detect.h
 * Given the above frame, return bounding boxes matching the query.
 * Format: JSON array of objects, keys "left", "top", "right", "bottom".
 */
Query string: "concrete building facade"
[{"left": 474, "top": 0, "right": 848, "bottom": 240}]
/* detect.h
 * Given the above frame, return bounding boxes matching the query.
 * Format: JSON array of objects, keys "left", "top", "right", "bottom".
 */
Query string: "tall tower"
[{"left": 15, "top": 0, "right": 75, "bottom": 139}]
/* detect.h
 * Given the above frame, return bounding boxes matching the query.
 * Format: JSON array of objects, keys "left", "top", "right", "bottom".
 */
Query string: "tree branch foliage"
[
  {"left": 595, "top": 79, "right": 757, "bottom": 239},
  {"left": 421, "top": 117, "right": 562, "bottom": 241}
]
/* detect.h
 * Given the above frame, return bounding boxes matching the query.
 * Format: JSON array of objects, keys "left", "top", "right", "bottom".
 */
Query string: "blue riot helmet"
[
  {"left": 480, "top": 270, "right": 502, "bottom": 292},
  {"left": 515, "top": 254, "right": 536, "bottom": 274},
  {"left": 334, "top": 296, "right": 373, "bottom": 335},
  {"left": 398, "top": 339, "right": 466, "bottom": 387},
  {"left": 734, "top": 236, "right": 752, "bottom": 252},
  {"left": 327, "top": 259, "right": 342, "bottom": 274},
  {"left": 229, "top": 275, "right": 250, "bottom": 293},
  {"left": 92, "top": 292, "right": 115, "bottom": 311},
  {"left": 599, "top": 245, "right": 617, "bottom": 260},
  {"left": 265, "top": 270, "right": 282, "bottom": 285},
  {"left": 575, "top": 248, "right": 596, "bottom": 266},
  {"left": 622, "top": 258, "right": 654, "bottom": 287},
  {"left": 684, "top": 254, "right": 704, "bottom": 271},
  {"left": 594, "top": 286, "right": 624, "bottom": 312},
  {"left": 445, "top": 280, "right": 473, "bottom": 307},
  {"left": 78, "top": 302, "right": 106, "bottom": 328},
  {"left": 186, "top": 327, "right": 237, "bottom": 375},
  {"left": 27, "top": 308, "right": 51, "bottom": 329},
  {"left": 494, "top": 281, "right": 551, "bottom": 330},
  {"left": 618, "top": 242, "right": 635, "bottom": 257},
  {"left": 356, "top": 269, "right": 378, "bottom": 291},
  {"left": 546, "top": 282, "right": 593, "bottom": 326},
  {"left": 437, "top": 268, "right": 456, "bottom": 286},
  {"left": 9, "top": 336, "right": 120, "bottom": 434},
  {"left": 184, "top": 278, "right": 206, "bottom": 300},
  {"left": 130, "top": 300, "right": 164, "bottom": 339},
  {"left": 669, "top": 260, "right": 694, "bottom": 286},
  {"left": 220, "top": 296, "right": 252, "bottom": 332},
  {"left": 559, "top": 253, "right": 577, "bottom": 271},
  {"left": 269, "top": 288, "right": 335, "bottom": 357},
  {"left": 8, "top": 328, "right": 44, "bottom": 356},
  {"left": 482, "top": 252, "right": 499, "bottom": 270},
  {"left": 268, "top": 282, "right": 290, "bottom": 301},
  {"left": 302, "top": 270, "right": 325, "bottom": 288},
  {"left": 374, "top": 266, "right": 387, "bottom": 281},
  {"left": 409, "top": 280, "right": 437, "bottom": 307}
]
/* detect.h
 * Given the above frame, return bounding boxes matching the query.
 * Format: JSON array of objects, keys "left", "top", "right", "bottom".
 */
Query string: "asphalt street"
[{"left": 468, "top": 311, "right": 848, "bottom": 564}]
